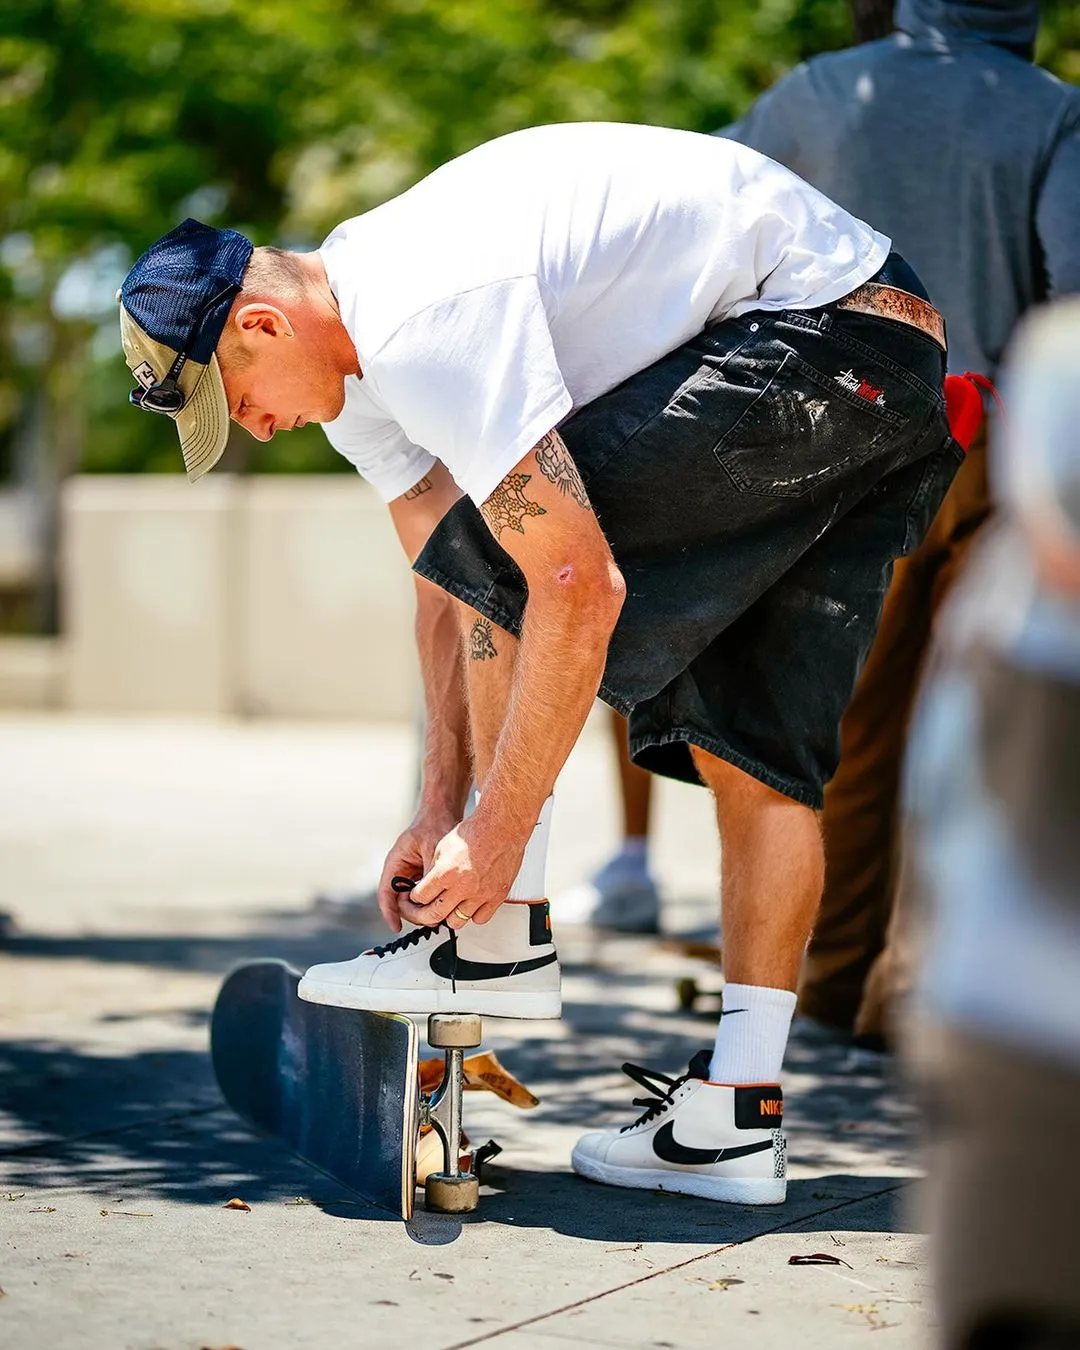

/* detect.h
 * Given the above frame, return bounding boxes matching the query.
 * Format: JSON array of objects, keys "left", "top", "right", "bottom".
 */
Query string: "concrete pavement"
[{"left": 0, "top": 713, "right": 930, "bottom": 1349}]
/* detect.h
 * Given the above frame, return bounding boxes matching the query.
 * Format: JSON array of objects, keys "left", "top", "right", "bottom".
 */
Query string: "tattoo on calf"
[
  {"left": 481, "top": 472, "right": 547, "bottom": 536},
  {"left": 403, "top": 475, "right": 433, "bottom": 500},
  {"left": 535, "top": 432, "right": 589, "bottom": 510},
  {"left": 469, "top": 618, "right": 498, "bottom": 661}
]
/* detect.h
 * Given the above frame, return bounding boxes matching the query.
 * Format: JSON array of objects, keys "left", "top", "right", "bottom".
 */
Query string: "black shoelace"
[
  {"left": 619, "top": 1050, "right": 712, "bottom": 1132},
  {"left": 369, "top": 923, "right": 450, "bottom": 959},
  {"left": 369, "top": 874, "right": 456, "bottom": 960}
]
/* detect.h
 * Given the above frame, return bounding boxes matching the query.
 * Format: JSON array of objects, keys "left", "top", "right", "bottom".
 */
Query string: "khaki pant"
[{"left": 799, "top": 436, "right": 992, "bottom": 1041}]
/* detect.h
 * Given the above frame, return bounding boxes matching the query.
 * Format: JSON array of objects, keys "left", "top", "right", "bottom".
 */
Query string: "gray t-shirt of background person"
[{"left": 722, "top": 0, "right": 1080, "bottom": 379}]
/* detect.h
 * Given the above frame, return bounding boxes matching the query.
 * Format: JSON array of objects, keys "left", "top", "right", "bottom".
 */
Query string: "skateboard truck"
[{"left": 420, "top": 1012, "right": 482, "bottom": 1214}]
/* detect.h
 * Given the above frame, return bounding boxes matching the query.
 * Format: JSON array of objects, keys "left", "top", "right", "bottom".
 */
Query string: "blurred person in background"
[
  {"left": 720, "top": 0, "right": 1080, "bottom": 1044},
  {"left": 551, "top": 707, "right": 662, "bottom": 933},
  {"left": 904, "top": 298, "right": 1080, "bottom": 1350}
]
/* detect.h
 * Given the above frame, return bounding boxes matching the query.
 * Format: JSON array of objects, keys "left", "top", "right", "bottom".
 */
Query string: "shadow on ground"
[
  {"left": 1, "top": 909, "right": 918, "bottom": 1237},
  {"left": 0, "top": 907, "right": 380, "bottom": 978},
  {"left": 0, "top": 1017, "right": 914, "bottom": 1241},
  {"left": 0, "top": 1023, "right": 909, "bottom": 1248}
]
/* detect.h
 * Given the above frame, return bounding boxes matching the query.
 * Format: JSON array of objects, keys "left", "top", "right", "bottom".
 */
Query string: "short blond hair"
[{"left": 217, "top": 247, "right": 306, "bottom": 367}]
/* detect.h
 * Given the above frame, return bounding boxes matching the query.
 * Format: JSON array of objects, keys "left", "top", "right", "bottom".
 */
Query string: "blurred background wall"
[{"left": 1, "top": 0, "right": 1077, "bottom": 715}]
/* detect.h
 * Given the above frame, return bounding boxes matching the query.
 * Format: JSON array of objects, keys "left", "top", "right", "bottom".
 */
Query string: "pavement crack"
[{"left": 438, "top": 1181, "right": 910, "bottom": 1350}]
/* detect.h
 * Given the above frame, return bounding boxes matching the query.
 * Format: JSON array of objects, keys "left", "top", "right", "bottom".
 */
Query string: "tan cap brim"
[
  {"left": 177, "top": 354, "right": 230, "bottom": 482},
  {"left": 119, "top": 306, "right": 231, "bottom": 483}
]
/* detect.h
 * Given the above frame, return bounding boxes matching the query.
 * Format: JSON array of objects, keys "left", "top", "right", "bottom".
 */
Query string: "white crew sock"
[
  {"left": 709, "top": 983, "right": 797, "bottom": 1085},
  {"left": 507, "top": 796, "right": 554, "bottom": 900}
]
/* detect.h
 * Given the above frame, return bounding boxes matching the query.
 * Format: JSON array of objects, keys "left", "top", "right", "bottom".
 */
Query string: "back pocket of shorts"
[{"left": 713, "top": 351, "right": 909, "bottom": 498}]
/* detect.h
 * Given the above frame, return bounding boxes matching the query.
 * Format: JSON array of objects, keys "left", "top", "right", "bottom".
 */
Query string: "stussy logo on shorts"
[{"left": 835, "top": 369, "right": 886, "bottom": 407}]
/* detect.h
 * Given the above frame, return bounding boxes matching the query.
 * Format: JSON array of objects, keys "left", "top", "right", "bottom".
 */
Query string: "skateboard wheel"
[
  {"left": 676, "top": 977, "right": 699, "bottom": 1012},
  {"left": 425, "top": 1172, "right": 479, "bottom": 1213},
  {"left": 428, "top": 1013, "right": 482, "bottom": 1049}
]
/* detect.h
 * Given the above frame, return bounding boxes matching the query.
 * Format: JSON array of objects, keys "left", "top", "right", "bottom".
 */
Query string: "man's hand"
[
  {"left": 378, "top": 460, "right": 473, "bottom": 932},
  {"left": 376, "top": 803, "right": 461, "bottom": 931},
  {"left": 395, "top": 814, "right": 527, "bottom": 929}
]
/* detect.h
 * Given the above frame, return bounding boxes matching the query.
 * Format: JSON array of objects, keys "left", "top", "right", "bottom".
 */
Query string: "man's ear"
[{"left": 231, "top": 302, "right": 294, "bottom": 342}]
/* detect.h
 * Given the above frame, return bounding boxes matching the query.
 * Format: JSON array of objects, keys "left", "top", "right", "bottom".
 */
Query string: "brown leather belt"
[{"left": 835, "top": 281, "right": 946, "bottom": 352}]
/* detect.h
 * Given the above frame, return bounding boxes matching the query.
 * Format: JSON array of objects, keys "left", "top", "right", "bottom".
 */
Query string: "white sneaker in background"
[
  {"left": 298, "top": 899, "right": 561, "bottom": 1019},
  {"left": 555, "top": 850, "right": 662, "bottom": 933},
  {"left": 571, "top": 1050, "right": 786, "bottom": 1204}
]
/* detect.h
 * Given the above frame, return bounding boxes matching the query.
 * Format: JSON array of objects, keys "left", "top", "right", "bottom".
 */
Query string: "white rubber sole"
[
  {"left": 571, "top": 1149, "right": 786, "bottom": 1205},
  {"left": 297, "top": 977, "right": 562, "bottom": 1020}
]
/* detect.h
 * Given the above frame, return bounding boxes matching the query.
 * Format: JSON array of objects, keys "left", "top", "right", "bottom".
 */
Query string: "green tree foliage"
[{"left": 0, "top": 0, "right": 1076, "bottom": 482}]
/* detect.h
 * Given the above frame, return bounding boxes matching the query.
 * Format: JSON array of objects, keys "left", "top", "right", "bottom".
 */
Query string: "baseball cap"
[{"left": 119, "top": 218, "right": 254, "bottom": 481}]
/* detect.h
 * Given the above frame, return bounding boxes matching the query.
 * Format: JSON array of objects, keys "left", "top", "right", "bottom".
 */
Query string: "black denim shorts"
[{"left": 414, "top": 254, "right": 963, "bottom": 808}]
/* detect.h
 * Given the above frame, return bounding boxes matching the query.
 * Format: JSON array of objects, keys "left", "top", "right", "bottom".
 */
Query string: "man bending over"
[{"left": 119, "top": 122, "right": 960, "bottom": 1206}]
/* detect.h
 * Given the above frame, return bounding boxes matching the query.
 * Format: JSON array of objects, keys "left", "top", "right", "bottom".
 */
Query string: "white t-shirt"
[{"left": 320, "top": 122, "right": 890, "bottom": 504}]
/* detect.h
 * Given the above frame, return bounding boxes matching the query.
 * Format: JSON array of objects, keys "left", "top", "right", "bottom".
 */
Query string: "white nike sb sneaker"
[
  {"left": 298, "top": 899, "right": 561, "bottom": 1019},
  {"left": 571, "top": 1051, "right": 786, "bottom": 1204}
]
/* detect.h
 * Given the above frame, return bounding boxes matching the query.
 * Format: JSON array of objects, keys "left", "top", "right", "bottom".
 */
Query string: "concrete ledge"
[
  {"left": 58, "top": 475, "right": 418, "bottom": 719},
  {"left": 0, "top": 636, "right": 64, "bottom": 709}
]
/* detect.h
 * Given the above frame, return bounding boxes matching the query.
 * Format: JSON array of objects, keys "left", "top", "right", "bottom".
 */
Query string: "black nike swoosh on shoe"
[
  {"left": 651, "top": 1122, "right": 774, "bottom": 1167},
  {"left": 429, "top": 941, "right": 558, "bottom": 983}
]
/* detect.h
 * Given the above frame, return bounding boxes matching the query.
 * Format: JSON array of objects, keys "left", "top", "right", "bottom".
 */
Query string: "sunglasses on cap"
[
  {"left": 128, "top": 350, "right": 189, "bottom": 415},
  {"left": 126, "top": 282, "right": 239, "bottom": 417}
]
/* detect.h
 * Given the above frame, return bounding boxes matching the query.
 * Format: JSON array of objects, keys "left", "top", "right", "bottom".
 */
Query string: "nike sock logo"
[
  {"left": 429, "top": 941, "right": 558, "bottom": 983},
  {"left": 651, "top": 1122, "right": 774, "bottom": 1167}
]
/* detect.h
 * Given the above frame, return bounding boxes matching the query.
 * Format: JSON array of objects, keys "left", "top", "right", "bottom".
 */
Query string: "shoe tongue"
[{"left": 687, "top": 1049, "right": 712, "bottom": 1081}]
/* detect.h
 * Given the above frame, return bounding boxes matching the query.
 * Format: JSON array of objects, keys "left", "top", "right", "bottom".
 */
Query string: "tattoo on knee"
[
  {"left": 469, "top": 617, "right": 498, "bottom": 661},
  {"left": 535, "top": 431, "right": 589, "bottom": 511}
]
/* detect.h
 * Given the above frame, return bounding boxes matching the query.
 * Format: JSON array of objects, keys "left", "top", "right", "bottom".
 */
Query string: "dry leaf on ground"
[{"left": 788, "top": 1253, "right": 853, "bottom": 1268}]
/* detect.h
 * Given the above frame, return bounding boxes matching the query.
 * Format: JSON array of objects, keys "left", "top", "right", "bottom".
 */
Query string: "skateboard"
[{"left": 210, "top": 959, "right": 483, "bottom": 1219}]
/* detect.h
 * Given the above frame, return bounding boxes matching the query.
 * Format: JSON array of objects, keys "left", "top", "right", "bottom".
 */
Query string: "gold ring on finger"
[{"left": 453, "top": 907, "right": 471, "bottom": 924}]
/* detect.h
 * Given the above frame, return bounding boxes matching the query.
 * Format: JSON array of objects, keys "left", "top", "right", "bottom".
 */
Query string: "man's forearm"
[
  {"left": 475, "top": 568, "right": 623, "bottom": 845},
  {"left": 414, "top": 577, "right": 472, "bottom": 817},
  {"left": 396, "top": 435, "right": 625, "bottom": 928}
]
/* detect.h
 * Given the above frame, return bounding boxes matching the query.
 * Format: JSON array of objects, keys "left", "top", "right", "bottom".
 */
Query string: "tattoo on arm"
[
  {"left": 402, "top": 475, "right": 433, "bottom": 500},
  {"left": 480, "top": 472, "right": 547, "bottom": 537},
  {"left": 535, "top": 432, "right": 589, "bottom": 510},
  {"left": 469, "top": 617, "right": 498, "bottom": 661}
]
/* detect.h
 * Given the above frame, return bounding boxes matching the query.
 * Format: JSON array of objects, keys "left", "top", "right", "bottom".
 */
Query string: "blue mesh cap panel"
[{"left": 120, "top": 218, "right": 254, "bottom": 365}]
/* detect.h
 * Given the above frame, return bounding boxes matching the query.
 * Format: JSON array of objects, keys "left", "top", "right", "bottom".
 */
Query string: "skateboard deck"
[{"left": 210, "top": 959, "right": 419, "bottom": 1218}]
